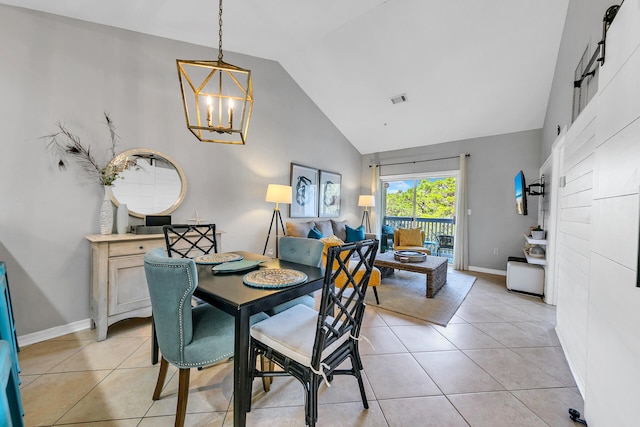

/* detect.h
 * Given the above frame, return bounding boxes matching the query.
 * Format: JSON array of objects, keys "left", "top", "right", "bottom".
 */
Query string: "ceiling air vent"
[{"left": 389, "top": 93, "right": 408, "bottom": 104}]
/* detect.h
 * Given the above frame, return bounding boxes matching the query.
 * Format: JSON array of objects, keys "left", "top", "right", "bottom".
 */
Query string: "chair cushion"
[
  {"left": 345, "top": 225, "right": 365, "bottom": 242},
  {"left": 398, "top": 228, "right": 423, "bottom": 247},
  {"left": 335, "top": 262, "right": 381, "bottom": 288},
  {"left": 285, "top": 221, "right": 316, "bottom": 237},
  {"left": 307, "top": 227, "right": 323, "bottom": 239},
  {"left": 250, "top": 304, "right": 349, "bottom": 367},
  {"left": 313, "top": 220, "right": 334, "bottom": 238}
]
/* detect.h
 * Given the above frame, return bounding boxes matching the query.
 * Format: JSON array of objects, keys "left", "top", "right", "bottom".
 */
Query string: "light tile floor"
[{"left": 18, "top": 271, "right": 584, "bottom": 426}]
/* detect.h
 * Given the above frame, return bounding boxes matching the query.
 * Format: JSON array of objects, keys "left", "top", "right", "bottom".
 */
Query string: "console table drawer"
[{"left": 108, "top": 238, "right": 165, "bottom": 257}]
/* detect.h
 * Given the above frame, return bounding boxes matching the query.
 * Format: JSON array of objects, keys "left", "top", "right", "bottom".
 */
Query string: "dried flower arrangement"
[{"left": 43, "top": 113, "right": 136, "bottom": 186}]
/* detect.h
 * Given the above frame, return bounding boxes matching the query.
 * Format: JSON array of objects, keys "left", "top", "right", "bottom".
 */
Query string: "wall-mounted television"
[{"left": 515, "top": 170, "right": 528, "bottom": 215}]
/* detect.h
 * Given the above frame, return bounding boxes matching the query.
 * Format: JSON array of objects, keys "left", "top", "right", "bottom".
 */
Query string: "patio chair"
[
  {"left": 436, "top": 234, "right": 454, "bottom": 257},
  {"left": 248, "top": 239, "right": 378, "bottom": 426}
]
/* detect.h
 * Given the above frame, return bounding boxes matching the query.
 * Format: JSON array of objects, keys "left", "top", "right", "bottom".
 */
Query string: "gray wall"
[
  {"left": 0, "top": 5, "right": 362, "bottom": 337},
  {"left": 542, "top": 0, "right": 613, "bottom": 158},
  {"left": 362, "top": 129, "right": 543, "bottom": 271}
]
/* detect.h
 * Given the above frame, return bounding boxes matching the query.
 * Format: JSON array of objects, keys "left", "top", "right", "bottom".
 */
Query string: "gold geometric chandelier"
[{"left": 177, "top": 0, "right": 253, "bottom": 144}]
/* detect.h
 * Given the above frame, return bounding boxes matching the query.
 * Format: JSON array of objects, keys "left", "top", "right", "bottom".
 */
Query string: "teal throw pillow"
[
  {"left": 382, "top": 225, "right": 394, "bottom": 234},
  {"left": 307, "top": 227, "right": 323, "bottom": 239},
  {"left": 345, "top": 224, "right": 365, "bottom": 242}
]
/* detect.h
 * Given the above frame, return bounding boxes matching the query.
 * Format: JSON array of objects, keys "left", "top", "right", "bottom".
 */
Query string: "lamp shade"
[
  {"left": 358, "top": 195, "right": 375, "bottom": 207},
  {"left": 266, "top": 184, "right": 292, "bottom": 204}
]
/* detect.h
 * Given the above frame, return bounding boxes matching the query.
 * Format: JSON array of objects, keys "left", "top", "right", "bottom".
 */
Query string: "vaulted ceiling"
[{"left": 1, "top": 0, "right": 569, "bottom": 154}]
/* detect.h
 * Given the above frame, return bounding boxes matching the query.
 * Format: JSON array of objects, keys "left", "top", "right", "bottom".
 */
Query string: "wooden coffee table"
[{"left": 374, "top": 251, "right": 448, "bottom": 298}]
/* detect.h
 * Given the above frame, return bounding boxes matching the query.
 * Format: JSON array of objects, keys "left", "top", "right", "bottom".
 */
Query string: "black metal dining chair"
[
  {"left": 247, "top": 239, "right": 378, "bottom": 426},
  {"left": 163, "top": 223, "right": 218, "bottom": 258}
]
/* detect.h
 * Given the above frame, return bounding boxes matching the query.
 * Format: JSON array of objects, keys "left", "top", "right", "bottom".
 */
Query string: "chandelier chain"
[{"left": 218, "top": 0, "right": 224, "bottom": 61}]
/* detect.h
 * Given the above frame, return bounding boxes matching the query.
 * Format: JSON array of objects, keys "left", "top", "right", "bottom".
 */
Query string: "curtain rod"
[{"left": 369, "top": 153, "right": 470, "bottom": 168}]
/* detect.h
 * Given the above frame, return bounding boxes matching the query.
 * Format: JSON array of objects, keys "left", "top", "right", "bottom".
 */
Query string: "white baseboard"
[
  {"left": 468, "top": 265, "right": 507, "bottom": 276},
  {"left": 17, "top": 318, "right": 92, "bottom": 347}
]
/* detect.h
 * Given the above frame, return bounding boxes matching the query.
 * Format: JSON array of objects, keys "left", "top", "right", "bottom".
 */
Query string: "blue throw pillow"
[
  {"left": 382, "top": 224, "right": 394, "bottom": 234},
  {"left": 307, "top": 227, "right": 323, "bottom": 239},
  {"left": 345, "top": 224, "right": 365, "bottom": 242}
]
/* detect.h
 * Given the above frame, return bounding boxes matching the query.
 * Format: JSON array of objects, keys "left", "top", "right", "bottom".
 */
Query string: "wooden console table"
[{"left": 85, "top": 231, "right": 223, "bottom": 341}]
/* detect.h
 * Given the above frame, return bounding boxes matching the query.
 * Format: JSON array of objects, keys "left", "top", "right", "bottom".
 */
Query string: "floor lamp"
[
  {"left": 263, "top": 184, "right": 292, "bottom": 258},
  {"left": 358, "top": 195, "right": 375, "bottom": 233}
]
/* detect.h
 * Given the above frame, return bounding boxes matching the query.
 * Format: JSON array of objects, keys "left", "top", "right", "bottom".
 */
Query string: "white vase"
[
  {"left": 116, "top": 203, "right": 129, "bottom": 234},
  {"left": 99, "top": 186, "right": 114, "bottom": 235}
]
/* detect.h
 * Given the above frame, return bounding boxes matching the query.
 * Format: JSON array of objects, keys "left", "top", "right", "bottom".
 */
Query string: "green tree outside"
[{"left": 386, "top": 178, "right": 456, "bottom": 218}]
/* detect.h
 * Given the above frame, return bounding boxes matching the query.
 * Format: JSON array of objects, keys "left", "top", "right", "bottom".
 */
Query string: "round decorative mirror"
[{"left": 109, "top": 149, "right": 187, "bottom": 218}]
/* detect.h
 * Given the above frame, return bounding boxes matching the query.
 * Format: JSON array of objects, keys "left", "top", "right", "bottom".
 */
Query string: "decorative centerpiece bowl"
[{"left": 394, "top": 250, "right": 427, "bottom": 263}]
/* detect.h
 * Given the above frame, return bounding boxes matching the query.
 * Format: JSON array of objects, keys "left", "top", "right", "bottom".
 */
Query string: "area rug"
[{"left": 364, "top": 268, "right": 476, "bottom": 326}]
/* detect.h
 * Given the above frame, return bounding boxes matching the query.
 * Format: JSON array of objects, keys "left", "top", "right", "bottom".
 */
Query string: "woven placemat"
[
  {"left": 243, "top": 269, "right": 307, "bottom": 289},
  {"left": 193, "top": 253, "right": 243, "bottom": 265}
]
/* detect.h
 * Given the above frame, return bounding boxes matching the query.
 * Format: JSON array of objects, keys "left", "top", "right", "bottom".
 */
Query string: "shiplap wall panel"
[
  {"left": 596, "top": 0, "right": 640, "bottom": 83},
  {"left": 590, "top": 253, "right": 640, "bottom": 356},
  {"left": 558, "top": 240, "right": 592, "bottom": 276},
  {"left": 564, "top": 154, "right": 595, "bottom": 183},
  {"left": 556, "top": 230, "right": 590, "bottom": 258},
  {"left": 563, "top": 116, "right": 596, "bottom": 161},
  {"left": 555, "top": 72, "right": 597, "bottom": 396},
  {"left": 566, "top": 134, "right": 597, "bottom": 170},
  {"left": 562, "top": 172, "right": 594, "bottom": 197},
  {"left": 592, "top": 195, "right": 639, "bottom": 268},
  {"left": 594, "top": 118, "right": 640, "bottom": 198},
  {"left": 565, "top": 1, "right": 640, "bottom": 424},
  {"left": 560, "top": 189, "right": 593, "bottom": 210},
  {"left": 556, "top": 260, "right": 589, "bottom": 386},
  {"left": 597, "top": 0, "right": 640, "bottom": 148},
  {"left": 585, "top": 297, "right": 640, "bottom": 427},
  {"left": 597, "top": 52, "right": 640, "bottom": 145},
  {"left": 559, "top": 205, "right": 591, "bottom": 224},
  {"left": 558, "top": 216, "right": 592, "bottom": 240}
]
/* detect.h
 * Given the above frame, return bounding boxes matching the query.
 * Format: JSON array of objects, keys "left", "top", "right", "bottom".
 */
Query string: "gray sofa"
[{"left": 285, "top": 219, "right": 376, "bottom": 241}]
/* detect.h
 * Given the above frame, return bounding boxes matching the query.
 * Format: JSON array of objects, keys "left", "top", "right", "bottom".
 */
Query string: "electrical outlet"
[
  {"left": 493, "top": 248, "right": 499, "bottom": 255},
  {"left": 266, "top": 248, "right": 274, "bottom": 257}
]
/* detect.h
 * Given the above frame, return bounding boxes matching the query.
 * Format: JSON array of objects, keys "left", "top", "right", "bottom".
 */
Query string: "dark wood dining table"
[{"left": 193, "top": 251, "right": 325, "bottom": 427}]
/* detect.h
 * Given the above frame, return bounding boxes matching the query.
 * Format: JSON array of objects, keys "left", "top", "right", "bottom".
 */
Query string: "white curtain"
[
  {"left": 371, "top": 163, "right": 381, "bottom": 235},
  {"left": 453, "top": 154, "right": 469, "bottom": 270}
]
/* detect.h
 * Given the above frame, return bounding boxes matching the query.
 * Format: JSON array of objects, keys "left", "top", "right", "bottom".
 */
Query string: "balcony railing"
[{"left": 382, "top": 216, "right": 455, "bottom": 261}]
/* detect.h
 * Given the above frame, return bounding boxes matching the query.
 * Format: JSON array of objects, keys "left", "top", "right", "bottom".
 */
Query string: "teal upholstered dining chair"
[
  {"left": 143, "top": 248, "right": 267, "bottom": 427},
  {"left": 150, "top": 224, "right": 218, "bottom": 365},
  {"left": 265, "top": 237, "right": 324, "bottom": 316}
]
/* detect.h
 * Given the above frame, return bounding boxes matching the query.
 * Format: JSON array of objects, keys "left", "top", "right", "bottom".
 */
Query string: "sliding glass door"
[{"left": 382, "top": 174, "right": 457, "bottom": 260}]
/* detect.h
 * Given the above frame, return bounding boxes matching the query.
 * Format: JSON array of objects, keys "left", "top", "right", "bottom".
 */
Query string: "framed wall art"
[
  {"left": 319, "top": 170, "right": 341, "bottom": 218},
  {"left": 290, "top": 163, "right": 318, "bottom": 218}
]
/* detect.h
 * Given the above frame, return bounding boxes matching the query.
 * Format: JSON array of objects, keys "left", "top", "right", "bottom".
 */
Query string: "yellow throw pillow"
[
  {"left": 398, "top": 228, "right": 423, "bottom": 247},
  {"left": 320, "top": 235, "right": 345, "bottom": 270}
]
